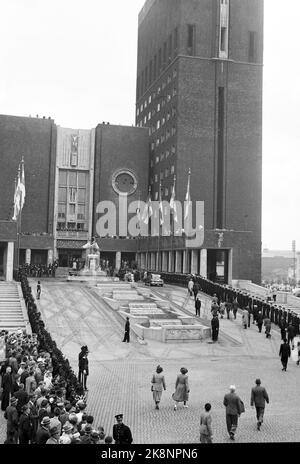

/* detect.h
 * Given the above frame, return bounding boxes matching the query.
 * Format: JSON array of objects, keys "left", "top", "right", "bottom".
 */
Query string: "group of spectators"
[{"left": 20, "top": 263, "right": 58, "bottom": 278}]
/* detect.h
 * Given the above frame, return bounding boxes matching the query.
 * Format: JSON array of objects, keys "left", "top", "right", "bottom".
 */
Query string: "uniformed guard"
[{"left": 112, "top": 414, "right": 133, "bottom": 444}]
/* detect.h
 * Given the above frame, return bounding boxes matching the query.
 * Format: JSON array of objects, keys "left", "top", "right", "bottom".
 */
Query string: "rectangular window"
[
  {"left": 187, "top": 24, "right": 195, "bottom": 56},
  {"left": 77, "top": 189, "right": 86, "bottom": 203},
  {"left": 220, "top": 27, "right": 226, "bottom": 52},
  {"left": 248, "top": 31, "right": 257, "bottom": 62},
  {"left": 58, "top": 187, "right": 67, "bottom": 202},
  {"left": 59, "top": 170, "right": 67, "bottom": 185},
  {"left": 69, "top": 204, "right": 76, "bottom": 215},
  {"left": 216, "top": 87, "right": 225, "bottom": 229}
]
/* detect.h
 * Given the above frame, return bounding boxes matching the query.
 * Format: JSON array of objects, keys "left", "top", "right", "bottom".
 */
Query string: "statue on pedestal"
[{"left": 82, "top": 238, "right": 101, "bottom": 271}]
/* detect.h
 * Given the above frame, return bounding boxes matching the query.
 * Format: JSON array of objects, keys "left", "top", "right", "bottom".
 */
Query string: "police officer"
[{"left": 113, "top": 414, "right": 133, "bottom": 444}]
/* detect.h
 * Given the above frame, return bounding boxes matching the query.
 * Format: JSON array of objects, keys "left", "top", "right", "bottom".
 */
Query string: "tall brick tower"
[{"left": 135, "top": 0, "right": 263, "bottom": 284}]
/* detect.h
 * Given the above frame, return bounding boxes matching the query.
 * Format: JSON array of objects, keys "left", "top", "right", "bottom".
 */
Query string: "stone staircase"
[{"left": 0, "top": 282, "right": 31, "bottom": 334}]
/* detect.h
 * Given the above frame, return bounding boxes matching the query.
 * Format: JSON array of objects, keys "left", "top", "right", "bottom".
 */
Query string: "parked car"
[
  {"left": 293, "top": 287, "right": 300, "bottom": 297},
  {"left": 145, "top": 273, "right": 164, "bottom": 287}
]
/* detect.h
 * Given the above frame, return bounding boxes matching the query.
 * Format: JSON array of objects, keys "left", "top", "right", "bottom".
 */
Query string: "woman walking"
[
  {"left": 151, "top": 365, "right": 166, "bottom": 410},
  {"left": 172, "top": 367, "right": 190, "bottom": 410}
]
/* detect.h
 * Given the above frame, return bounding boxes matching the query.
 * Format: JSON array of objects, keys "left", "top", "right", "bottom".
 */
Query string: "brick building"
[
  {"left": 0, "top": 0, "right": 263, "bottom": 285},
  {"left": 135, "top": 0, "right": 263, "bottom": 283}
]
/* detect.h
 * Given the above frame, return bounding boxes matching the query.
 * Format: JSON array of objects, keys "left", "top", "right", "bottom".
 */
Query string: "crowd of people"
[{"left": 20, "top": 263, "right": 58, "bottom": 278}]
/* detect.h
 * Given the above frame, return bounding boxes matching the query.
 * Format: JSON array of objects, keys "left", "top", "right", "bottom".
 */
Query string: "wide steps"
[{"left": 0, "top": 282, "right": 29, "bottom": 333}]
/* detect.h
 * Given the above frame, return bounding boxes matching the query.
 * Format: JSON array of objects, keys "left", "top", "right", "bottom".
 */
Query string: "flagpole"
[
  {"left": 146, "top": 186, "right": 151, "bottom": 270},
  {"left": 16, "top": 164, "right": 21, "bottom": 271},
  {"left": 158, "top": 182, "right": 162, "bottom": 272},
  {"left": 170, "top": 175, "right": 176, "bottom": 273}
]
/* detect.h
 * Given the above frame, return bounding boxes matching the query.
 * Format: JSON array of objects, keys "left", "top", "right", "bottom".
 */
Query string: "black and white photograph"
[{"left": 0, "top": 0, "right": 300, "bottom": 451}]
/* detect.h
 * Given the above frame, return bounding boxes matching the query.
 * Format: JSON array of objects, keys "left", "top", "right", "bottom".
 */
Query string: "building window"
[
  {"left": 144, "top": 116, "right": 147, "bottom": 124},
  {"left": 165, "top": 168, "right": 169, "bottom": 178},
  {"left": 155, "top": 191, "right": 158, "bottom": 200},
  {"left": 157, "top": 103, "right": 161, "bottom": 112},
  {"left": 144, "top": 99, "right": 147, "bottom": 109},
  {"left": 248, "top": 31, "right": 257, "bottom": 62},
  {"left": 160, "top": 152, "right": 165, "bottom": 161},
  {"left": 219, "top": 0, "right": 229, "bottom": 59},
  {"left": 155, "top": 156, "right": 159, "bottom": 164},
  {"left": 156, "top": 138, "right": 160, "bottom": 147},
  {"left": 171, "top": 165, "right": 175, "bottom": 174},
  {"left": 136, "top": 108, "right": 139, "bottom": 117},
  {"left": 172, "top": 126, "right": 176, "bottom": 136},
  {"left": 173, "top": 87, "right": 177, "bottom": 97},
  {"left": 140, "top": 103, "right": 143, "bottom": 112},
  {"left": 167, "top": 74, "right": 171, "bottom": 84},
  {"left": 167, "top": 94, "right": 171, "bottom": 102},
  {"left": 161, "top": 132, "right": 165, "bottom": 143},
  {"left": 172, "top": 107, "right": 177, "bottom": 118},
  {"left": 171, "top": 145, "right": 176, "bottom": 155},
  {"left": 148, "top": 95, "right": 152, "bottom": 104},
  {"left": 165, "top": 188, "right": 169, "bottom": 197},
  {"left": 148, "top": 112, "right": 151, "bottom": 121},
  {"left": 160, "top": 172, "right": 164, "bottom": 180},
  {"left": 150, "top": 176, "right": 153, "bottom": 183},
  {"left": 155, "top": 174, "right": 158, "bottom": 182},
  {"left": 187, "top": 24, "right": 196, "bottom": 56},
  {"left": 156, "top": 120, "right": 161, "bottom": 130},
  {"left": 167, "top": 112, "right": 171, "bottom": 121},
  {"left": 166, "top": 149, "right": 170, "bottom": 158},
  {"left": 166, "top": 129, "right": 170, "bottom": 140},
  {"left": 150, "top": 161, "right": 154, "bottom": 169}
]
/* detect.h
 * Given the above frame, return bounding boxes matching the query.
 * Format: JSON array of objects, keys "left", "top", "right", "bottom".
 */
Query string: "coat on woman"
[
  {"left": 172, "top": 368, "right": 189, "bottom": 404},
  {"left": 151, "top": 366, "right": 166, "bottom": 409}
]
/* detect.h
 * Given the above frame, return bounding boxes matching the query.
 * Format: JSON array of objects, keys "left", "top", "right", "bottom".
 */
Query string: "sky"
[{"left": 0, "top": 0, "right": 299, "bottom": 251}]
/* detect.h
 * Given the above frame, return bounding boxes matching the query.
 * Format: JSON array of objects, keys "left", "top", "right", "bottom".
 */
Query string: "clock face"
[{"left": 112, "top": 169, "right": 137, "bottom": 195}]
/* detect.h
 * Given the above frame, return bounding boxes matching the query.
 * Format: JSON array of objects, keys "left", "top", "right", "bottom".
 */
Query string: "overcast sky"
[{"left": 0, "top": 0, "right": 299, "bottom": 251}]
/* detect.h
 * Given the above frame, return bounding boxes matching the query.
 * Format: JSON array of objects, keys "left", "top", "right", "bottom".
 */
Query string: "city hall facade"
[{"left": 0, "top": 0, "right": 263, "bottom": 284}]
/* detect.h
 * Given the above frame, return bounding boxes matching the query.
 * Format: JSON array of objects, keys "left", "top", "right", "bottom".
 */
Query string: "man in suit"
[
  {"left": 223, "top": 385, "right": 243, "bottom": 440},
  {"left": 113, "top": 414, "right": 133, "bottom": 444},
  {"left": 78, "top": 345, "right": 89, "bottom": 387},
  {"left": 256, "top": 311, "right": 263, "bottom": 333},
  {"left": 250, "top": 378, "right": 269, "bottom": 430},
  {"left": 211, "top": 315, "right": 219, "bottom": 342},
  {"left": 195, "top": 296, "right": 201, "bottom": 317},
  {"left": 279, "top": 339, "right": 291, "bottom": 371}
]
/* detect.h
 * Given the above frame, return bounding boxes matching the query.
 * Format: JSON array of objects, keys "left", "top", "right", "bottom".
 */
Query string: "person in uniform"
[
  {"left": 211, "top": 315, "right": 219, "bottom": 342},
  {"left": 195, "top": 296, "right": 201, "bottom": 317},
  {"left": 36, "top": 281, "right": 41, "bottom": 300},
  {"left": 112, "top": 414, "right": 133, "bottom": 444},
  {"left": 78, "top": 346, "right": 89, "bottom": 390}
]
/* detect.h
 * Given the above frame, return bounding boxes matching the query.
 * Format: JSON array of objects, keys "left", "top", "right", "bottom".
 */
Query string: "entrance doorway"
[
  {"left": 0, "top": 243, "right": 5, "bottom": 279},
  {"left": 207, "top": 249, "right": 229, "bottom": 284}
]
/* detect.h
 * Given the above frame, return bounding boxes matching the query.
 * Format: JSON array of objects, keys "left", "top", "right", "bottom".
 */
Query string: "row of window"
[
  {"left": 137, "top": 27, "right": 179, "bottom": 99},
  {"left": 150, "top": 165, "right": 175, "bottom": 184},
  {"left": 137, "top": 93, "right": 177, "bottom": 129},
  {"left": 149, "top": 126, "right": 177, "bottom": 148},
  {"left": 151, "top": 145, "right": 176, "bottom": 164},
  {"left": 137, "top": 69, "right": 177, "bottom": 116}
]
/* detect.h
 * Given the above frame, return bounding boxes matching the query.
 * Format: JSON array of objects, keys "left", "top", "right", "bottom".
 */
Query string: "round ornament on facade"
[{"left": 111, "top": 169, "right": 138, "bottom": 195}]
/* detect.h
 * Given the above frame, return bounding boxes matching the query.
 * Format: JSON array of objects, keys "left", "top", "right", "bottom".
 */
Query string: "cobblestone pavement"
[{"left": 1, "top": 279, "right": 300, "bottom": 444}]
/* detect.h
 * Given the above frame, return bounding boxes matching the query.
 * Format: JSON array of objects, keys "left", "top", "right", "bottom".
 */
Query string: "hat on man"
[
  {"left": 229, "top": 385, "right": 236, "bottom": 391},
  {"left": 84, "top": 425, "right": 93, "bottom": 434},
  {"left": 62, "top": 422, "right": 73, "bottom": 434},
  {"left": 115, "top": 414, "right": 123, "bottom": 420},
  {"left": 41, "top": 416, "right": 51, "bottom": 426},
  {"left": 255, "top": 378, "right": 261, "bottom": 385}
]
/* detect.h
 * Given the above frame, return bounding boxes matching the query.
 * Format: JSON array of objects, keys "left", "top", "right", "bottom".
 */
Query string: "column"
[
  {"left": 182, "top": 250, "right": 187, "bottom": 274},
  {"left": 168, "top": 251, "right": 172, "bottom": 272},
  {"left": 25, "top": 249, "right": 31, "bottom": 265},
  {"left": 4, "top": 242, "right": 14, "bottom": 282},
  {"left": 175, "top": 251, "right": 181, "bottom": 273},
  {"left": 227, "top": 249, "right": 233, "bottom": 285},
  {"left": 191, "top": 250, "right": 198, "bottom": 274},
  {"left": 47, "top": 249, "right": 53, "bottom": 265},
  {"left": 115, "top": 251, "right": 121, "bottom": 270},
  {"left": 200, "top": 249, "right": 207, "bottom": 278},
  {"left": 162, "top": 252, "right": 167, "bottom": 271}
]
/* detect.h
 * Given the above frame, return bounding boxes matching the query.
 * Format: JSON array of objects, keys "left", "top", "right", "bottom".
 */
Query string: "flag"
[
  {"left": 159, "top": 183, "right": 164, "bottom": 225},
  {"left": 141, "top": 189, "right": 153, "bottom": 224},
  {"left": 169, "top": 177, "right": 178, "bottom": 222},
  {"left": 12, "top": 170, "right": 21, "bottom": 221},
  {"left": 19, "top": 158, "right": 25, "bottom": 210},
  {"left": 136, "top": 194, "right": 141, "bottom": 229},
  {"left": 12, "top": 159, "right": 25, "bottom": 221},
  {"left": 184, "top": 169, "right": 191, "bottom": 220}
]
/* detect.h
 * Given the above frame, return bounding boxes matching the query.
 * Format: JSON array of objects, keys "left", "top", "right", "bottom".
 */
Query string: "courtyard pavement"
[{"left": 1, "top": 279, "right": 300, "bottom": 444}]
